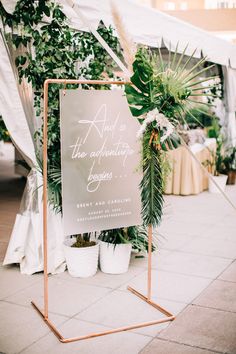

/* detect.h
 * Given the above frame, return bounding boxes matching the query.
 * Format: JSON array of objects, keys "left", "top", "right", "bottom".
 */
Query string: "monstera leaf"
[{"left": 125, "top": 49, "right": 156, "bottom": 120}]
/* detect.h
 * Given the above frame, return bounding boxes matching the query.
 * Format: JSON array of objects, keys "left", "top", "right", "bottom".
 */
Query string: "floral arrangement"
[{"left": 125, "top": 48, "right": 216, "bottom": 227}]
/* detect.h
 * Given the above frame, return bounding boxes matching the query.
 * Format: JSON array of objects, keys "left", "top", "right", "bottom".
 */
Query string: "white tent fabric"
[
  {"left": 63, "top": 0, "right": 236, "bottom": 68},
  {"left": 3, "top": 0, "right": 236, "bottom": 67},
  {"left": 0, "top": 31, "right": 36, "bottom": 167},
  {"left": 223, "top": 67, "right": 236, "bottom": 147},
  {"left": 0, "top": 30, "right": 66, "bottom": 274}
]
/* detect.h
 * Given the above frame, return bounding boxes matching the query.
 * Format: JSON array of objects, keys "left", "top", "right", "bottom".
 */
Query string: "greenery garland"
[
  {"left": 140, "top": 127, "right": 163, "bottom": 227},
  {"left": 125, "top": 48, "right": 216, "bottom": 227}
]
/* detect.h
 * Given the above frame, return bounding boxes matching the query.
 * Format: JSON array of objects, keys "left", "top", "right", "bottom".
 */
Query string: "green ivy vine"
[{"left": 1, "top": 0, "right": 122, "bottom": 211}]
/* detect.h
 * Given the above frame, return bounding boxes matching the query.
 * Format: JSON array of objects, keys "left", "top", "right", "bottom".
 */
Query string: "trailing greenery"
[
  {"left": 125, "top": 47, "right": 216, "bottom": 227},
  {"left": 140, "top": 128, "right": 163, "bottom": 227},
  {"left": 160, "top": 149, "right": 172, "bottom": 190},
  {"left": 1, "top": 0, "right": 121, "bottom": 212}
]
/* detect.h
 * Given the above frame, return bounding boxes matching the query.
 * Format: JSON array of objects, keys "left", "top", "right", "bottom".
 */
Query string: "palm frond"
[
  {"left": 184, "top": 107, "right": 205, "bottom": 128},
  {"left": 140, "top": 130, "right": 163, "bottom": 227},
  {"left": 188, "top": 99, "right": 215, "bottom": 107},
  {"left": 174, "top": 48, "right": 198, "bottom": 76},
  {"left": 190, "top": 93, "right": 218, "bottom": 97},
  {"left": 173, "top": 44, "right": 188, "bottom": 72},
  {"left": 170, "top": 41, "right": 179, "bottom": 70},
  {"left": 168, "top": 42, "right": 171, "bottom": 68},
  {"left": 37, "top": 158, "right": 62, "bottom": 213},
  {"left": 178, "top": 56, "right": 207, "bottom": 81},
  {"left": 157, "top": 46, "right": 165, "bottom": 71},
  {"left": 183, "top": 64, "right": 216, "bottom": 85},
  {"left": 191, "top": 85, "right": 215, "bottom": 91},
  {"left": 190, "top": 105, "right": 216, "bottom": 119},
  {"left": 186, "top": 76, "right": 218, "bottom": 88},
  {"left": 129, "top": 225, "right": 158, "bottom": 253}
]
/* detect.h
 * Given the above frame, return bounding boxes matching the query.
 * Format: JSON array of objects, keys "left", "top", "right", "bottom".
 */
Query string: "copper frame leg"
[
  {"left": 31, "top": 79, "right": 175, "bottom": 344},
  {"left": 31, "top": 297, "right": 174, "bottom": 343},
  {"left": 32, "top": 222, "right": 175, "bottom": 344},
  {"left": 31, "top": 222, "right": 175, "bottom": 344}
]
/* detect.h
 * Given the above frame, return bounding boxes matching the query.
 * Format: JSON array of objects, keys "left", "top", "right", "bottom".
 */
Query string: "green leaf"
[
  {"left": 140, "top": 132, "right": 164, "bottom": 227},
  {"left": 129, "top": 105, "right": 150, "bottom": 117},
  {"left": 130, "top": 71, "right": 149, "bottom": 93}
]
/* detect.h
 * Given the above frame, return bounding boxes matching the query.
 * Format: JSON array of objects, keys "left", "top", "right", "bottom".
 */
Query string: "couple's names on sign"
[{"left": 60, "top": 90, "right": 142, "bottom": 235}]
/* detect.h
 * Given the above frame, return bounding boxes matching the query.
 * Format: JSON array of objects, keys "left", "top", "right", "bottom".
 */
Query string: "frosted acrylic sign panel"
[{"left": 60, "top": 89, "right": 142, "bottom": 236}]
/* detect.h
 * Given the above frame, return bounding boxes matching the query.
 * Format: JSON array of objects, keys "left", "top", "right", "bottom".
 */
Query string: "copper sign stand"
[{"left": 31, "top": 79, "right": 175, "bottom": 343}]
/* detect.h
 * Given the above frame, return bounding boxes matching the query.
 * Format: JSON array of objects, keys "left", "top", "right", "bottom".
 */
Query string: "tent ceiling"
[
  {"left": 63, "top": 0, "right": 236, "bottom": 68},
  {"left": 2, "top": 0, "right": 236, "bottom": 68}
]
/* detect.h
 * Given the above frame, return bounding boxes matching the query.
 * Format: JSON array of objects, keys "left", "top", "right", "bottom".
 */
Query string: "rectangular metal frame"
[{"left": 31, "top": 79, "right": 175, "bottom": 343}]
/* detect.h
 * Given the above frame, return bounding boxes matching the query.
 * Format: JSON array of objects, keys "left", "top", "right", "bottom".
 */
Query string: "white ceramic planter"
[
  {"left": 99, "top": 241, "right": 132, "bottom": 274},
  {"left": 208, "top": 174, "right": 228, "bottom": 194},
  {"left": 64, "top": 238, "right": 99, "bottom": 278}
]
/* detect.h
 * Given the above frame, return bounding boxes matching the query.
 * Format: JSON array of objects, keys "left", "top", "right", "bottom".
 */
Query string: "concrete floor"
[{"left": 0, "top": 143, "right": 236, "bottom": 354}]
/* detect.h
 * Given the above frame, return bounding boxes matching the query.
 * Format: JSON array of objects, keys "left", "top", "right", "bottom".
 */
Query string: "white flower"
[
  {"left": 145, "top": 109, "right": 159, "bottom": 124},
  {"left": 137, "top": 108, "right": 174, "bottom": 142}
]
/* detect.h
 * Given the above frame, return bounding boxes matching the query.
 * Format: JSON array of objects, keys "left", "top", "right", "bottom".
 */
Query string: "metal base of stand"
[{"left": 31, "top": 287, "right": 174, "bottom": 344}]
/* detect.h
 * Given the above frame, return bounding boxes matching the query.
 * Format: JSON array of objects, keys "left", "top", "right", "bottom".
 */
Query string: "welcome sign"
[{"left": 60, "top": 89, "right": 142, "bottom": 236}]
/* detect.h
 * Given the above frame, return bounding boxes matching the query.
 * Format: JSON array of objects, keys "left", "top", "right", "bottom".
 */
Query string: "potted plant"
[
  {"left": 64, "top": 233, "right": 99, "bottom": 277},
  {"left": 204, "top": 136, "right": 228, "bottom": 193},
  {"left": 223, "top": 147, "right": 236, "bottom": 185},
  {"left": 99, "top": 226, "right": 157, "bottom": 274}
]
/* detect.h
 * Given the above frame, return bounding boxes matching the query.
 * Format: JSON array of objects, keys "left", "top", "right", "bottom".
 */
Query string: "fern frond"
[{"left": 140, "top": 130, "right": 164, "bottom": 227}]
